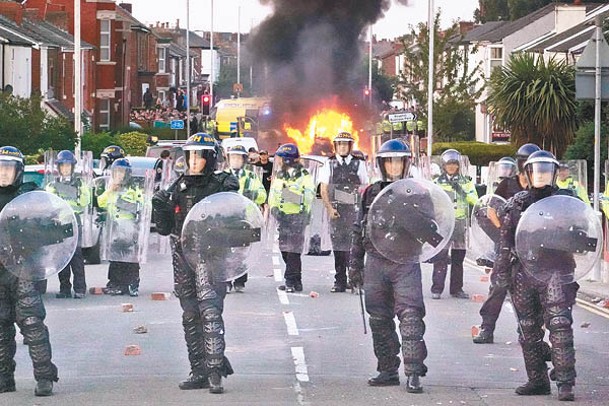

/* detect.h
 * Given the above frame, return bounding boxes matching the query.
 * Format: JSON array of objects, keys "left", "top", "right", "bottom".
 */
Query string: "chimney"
[
  {"left": 176, "top": 18, "right": 180, "bottom": 29},
  {"left": 119, "top": 3, "right": 133, "bottom": 14},
  {"left": 574, "top": 0, "right": 582, "bottom": 5}
]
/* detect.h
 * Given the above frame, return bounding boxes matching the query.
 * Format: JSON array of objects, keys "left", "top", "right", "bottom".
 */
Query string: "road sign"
[
  {"left": 388, "top": 112, "right": 416, "bottom": 123},
  {"left": 170, "top": 120, "right": 184, "bottom": 130},
  {"left": 233, "top": 83, "right": 244, "bottom": 93},
  {"left": 230, "top": 122, "right": 238, "bottom": 132}
]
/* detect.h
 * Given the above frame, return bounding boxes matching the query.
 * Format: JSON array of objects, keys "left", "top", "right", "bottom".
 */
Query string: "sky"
[{"left": 126, "top": 0, "right": 480, "bottom": 40}]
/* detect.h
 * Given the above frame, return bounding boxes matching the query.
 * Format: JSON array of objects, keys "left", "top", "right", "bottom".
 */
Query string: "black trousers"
[
  {"left": 281, "top": 251, "right": 302, "bottom": 285},
  {"left": 58, "top": 246, "right": 86, "bottom": 294},
  {"left": 478, "top": 268, "right": 509, "bottom": 331},
  {"left": 333, "top": 250, "right": 349, "bottom": 286},
  {"left": 107, "top": 261, "right": 140, "bottom": 290},
  {"left": 431, "top": 248, "right": 466, "bottom": 295}
]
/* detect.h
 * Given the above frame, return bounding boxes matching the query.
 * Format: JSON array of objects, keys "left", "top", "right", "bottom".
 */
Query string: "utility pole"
[{"left": 74, "top": 0, "right": 82, "bottom": 157}]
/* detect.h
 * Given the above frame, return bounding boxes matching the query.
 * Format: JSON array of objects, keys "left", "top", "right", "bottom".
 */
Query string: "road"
[{"left": 5, "top": 234, "right": 609, "bottom": 405}]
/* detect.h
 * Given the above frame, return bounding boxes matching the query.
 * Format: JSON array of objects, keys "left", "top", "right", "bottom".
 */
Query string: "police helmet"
[
  {"left": 56, "top": 150, "right": 77, "bottom": 176},
  {"left": 173, "top": 156, "right": 186, "bottom": 175},
  {"left": 110, "top": 158, "right": 132, "bottom": 185},
  {"left": 0, "top": 146, "right": 25, "bottom": 188},
  {"left": 523, "top": 150, "right": 559, "bottom": 189},
  {"left": 497, "top": 156, "right": 517, "bottom": 179},
  {"left": 376, "top": 139, "right": 412, "bottom": 182},
  {"left": 275, "top": 143, "right": 300, "bottom": 166},
  {"left": 515, "top": 143, "right": 540, "bottom": 171},
  {"left": 333, "top": 131, "right": 355, "bottom": 155},
  {"left": 440, "top": 149, "right": 461, "bottom": 166},
  {"left": 227, "top": 145, "right": 248, "bottom": 169},
  {"left": 100, "top": 145, "right": 125, "bottom": 172},
  {"left": 183, "top": 133, "right": 219, "bottom": 176}
]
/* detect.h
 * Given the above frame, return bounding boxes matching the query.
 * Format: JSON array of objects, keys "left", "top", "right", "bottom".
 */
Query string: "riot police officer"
[
  {"left": 320, "top": 131, "right": 368, "bottom": 292},
  {"left": 431, "top": 149, "right": 478, "bottom": 299},
  {"left": 268, "top": 143, "right": 316, "bottom": 293},
  {"left": 97, "top": 159, "right": 144, "bottom": 296},
  {"left": 97, "top": 145, "right": 126, "bottom": 293},
  {"left": 0, "top": 146, "right": 58, "bottom": 396},
  {"left": 473, "top": 144, "right": 539, "bottom": 344},
  {"left": 152, "top": 133, "right": 239, "bottom": 394},
  {"left": 46, "top": 150, "right": 90, "bottom": 299},
  {"left": 495, "top": 150, "right": 579, "bottom": 401},
  {"left": 225, "top": 145, "right": 266, "bottom": 292},
  {"left": 349, "top": 139, "right": 427, "bottom": 393}
]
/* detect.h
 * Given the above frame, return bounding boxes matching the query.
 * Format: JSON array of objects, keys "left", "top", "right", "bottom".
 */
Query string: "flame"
[{"left": 284, "top": 107, "right": 359, "bottom": 155}]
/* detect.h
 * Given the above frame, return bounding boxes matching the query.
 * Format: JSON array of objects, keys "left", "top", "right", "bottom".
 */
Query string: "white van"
[{"left": 221, "top": 137, "right": 259, "bottom": 153}]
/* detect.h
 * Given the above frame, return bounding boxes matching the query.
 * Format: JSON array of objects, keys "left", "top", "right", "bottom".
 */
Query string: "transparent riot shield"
[
  {"left": 367, "top": 178, "right": 455, "bottom": 264},
  {"left": 324, "top": 157, "right": 366, "bottom": 251},
  {"left": 515, "top": 195, "right": 602, "bottom": 284},
  {"left": 266, "top": 156, "right": 321, "bottom": 254},
  {"left": 0, "top": 191, "right": 78, "bottom": 280},
  {"left": 100, "top": 170, "right": 154, "bottom": 263},
  {"left": 468, "top": 194, "right": 506, "bottom": 268},
  {"left": 486, "top": 159, "right": 518, "bottom": 195},
  {"left": 181, "top": 192, "right": 265, "bottom": 282},
  {"left": 557, "top": 160, "right": 589, "bottom": 203}
]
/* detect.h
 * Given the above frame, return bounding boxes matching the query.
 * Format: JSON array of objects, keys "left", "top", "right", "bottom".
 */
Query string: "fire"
[{"left": 284, "top": 108, "right": 359, "bottom": 155}]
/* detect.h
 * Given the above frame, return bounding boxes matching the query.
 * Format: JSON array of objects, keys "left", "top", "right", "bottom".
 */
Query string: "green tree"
[
  {"left": 397, "top": 12, "right": 482, "bottom": 141},
  {"left": 0, "top": 93, "right": 76, "bottom": 154},
  {"left": 214, "top": 62, "right": 252, "bottom": 100},
  {"left": 486, "top": 53, "right": 576, "bottom": 156},
  {"left": 474, "top": 0, "right": 509, "bottom": 23},
  {"left": 81, "top": 132, "right": 117, "bottom": 158},
  {"left": 116, "top": 131, "right": 149, "bottom": 156}
]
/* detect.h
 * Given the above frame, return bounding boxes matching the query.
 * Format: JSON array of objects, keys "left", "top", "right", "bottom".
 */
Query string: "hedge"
[{"left": 432, "top": 142, "right": 517, "bottom": 166}]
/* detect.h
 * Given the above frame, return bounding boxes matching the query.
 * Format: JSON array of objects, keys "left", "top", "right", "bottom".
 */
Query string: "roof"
[
  {"left": 174, "top": 29, "right": 212, "bottom": 49},
  {"left": 0, "top": 15, "right": 93, "bottom": 49},
  {"left": 0, "top": 15, "right": 35, "bottom": 46},
  {"left": 463, "top": 21, "right": 508, "bottom": 42}
]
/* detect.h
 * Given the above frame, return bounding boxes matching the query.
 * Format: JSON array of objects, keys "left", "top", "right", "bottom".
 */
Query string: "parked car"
[{"left": 221, "top": 136, "right": 259, "bottom": 153}]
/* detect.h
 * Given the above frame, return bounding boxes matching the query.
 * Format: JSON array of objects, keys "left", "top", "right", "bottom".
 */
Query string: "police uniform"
[
  {"left": 495, "top": 151, "right": 578, "bottom": 401},
  {"left": 152, "top": 133, "right": 239, "bottom": 393},
  {"left": 45, "top": 151, "right": 91, "bottom": 298},
  {"left": 0, "top": 146, "right": 58, "bottom": 396},
  {"left": 431, "top": 153, "right": 478, "bottom": 298}
]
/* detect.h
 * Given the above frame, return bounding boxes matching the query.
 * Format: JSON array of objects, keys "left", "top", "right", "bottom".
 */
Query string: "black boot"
[
  {"left": 515, "top": 380, "right": 551, "bottom": 396},
  {"left": 208, "top": 372, "right": 224, "bottom": 394},
  {"left": 294, "top": 281, "right": 303, "bottom": 292},
  {"left": 55, "top": 291, "right": 72, "bottom": 299},
  {"left": 34, "top": 379, "right": 53, "bottom": 397},
  {"left": 0, "top": 376, "right": 15, "bottom": 393},
  {"left": 558, "top": 384, "right": 574, "bottom": 401},
  {"left": 330, "top": 283, "right": 346, "bottom": 293},
  {"left": 367, "top": 371, "right": 399, "bottom": 387},
  {"left": 406, "top": 374, "right": 423, "bottom": 393},
  {"left": 472, "top": 328, "right": 494, "bottom": 344},
  {"left": 178, "top": 373, "right": 210, "bottom": 390}
]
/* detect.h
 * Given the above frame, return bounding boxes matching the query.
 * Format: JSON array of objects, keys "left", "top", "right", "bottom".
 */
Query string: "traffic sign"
[
  {"left": 388, "top": 112, "right": 416, "bottom": 123},
  {"left": 230, "top": 122, "right": 238, "bottom": 132},
  {"left": 170, "top": 120, "right": 184, "bottom": 130}
]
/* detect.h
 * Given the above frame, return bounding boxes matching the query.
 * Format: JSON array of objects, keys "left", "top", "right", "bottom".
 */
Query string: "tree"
[
  {"left": 486, "top": 53, "right": 577, "bottom": 156},
  {"left": 396, "top": 12, "right": 482, "bottom": 141},
  {"left": 0, "top": 93, "right": 76, "bottom": 154},
  {"left": 214, "top": 62, "right": 252, "bottom": 100}
]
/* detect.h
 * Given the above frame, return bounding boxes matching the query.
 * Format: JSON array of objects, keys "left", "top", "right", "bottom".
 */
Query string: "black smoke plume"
[{"left": 249, "top": 0, "right": 406, "bottom": 128}]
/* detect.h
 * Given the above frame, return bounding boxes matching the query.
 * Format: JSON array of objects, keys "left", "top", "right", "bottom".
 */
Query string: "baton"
[{"left": 358, "top": 286, "right": 367, "bottom": 334}]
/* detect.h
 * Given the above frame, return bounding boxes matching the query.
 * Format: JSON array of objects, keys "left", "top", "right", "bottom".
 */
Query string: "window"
[
  {"left": 99, "top": 99, "right": 110, "bottom": 130},
  {"left": 490, "top": 47, "right": 503, "bottom": 71},
  {"left": 100, "top": 20, "right": 111, "bottom": 61},
  {"left": 158, "top": 46, "right": 166, "bottom": 73}
]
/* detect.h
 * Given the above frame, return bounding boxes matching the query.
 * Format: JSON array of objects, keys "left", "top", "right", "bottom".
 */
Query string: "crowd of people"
[{"left": 0, "top": 133, "right": 593, "bottom": 401}]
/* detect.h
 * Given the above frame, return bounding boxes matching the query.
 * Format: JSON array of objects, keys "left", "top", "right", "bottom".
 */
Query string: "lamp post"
[
  {"left": 427, "top": 0, "right": 434, "bottom": 157},
  {"left": 210, "top": 0, "right": 214, "bottom": 104},
  {"left": 74, "top": 0, "right": 82, "bottom": 157},
  {"left": 186, "top": 0, "right": 191, "bottom": 136}
]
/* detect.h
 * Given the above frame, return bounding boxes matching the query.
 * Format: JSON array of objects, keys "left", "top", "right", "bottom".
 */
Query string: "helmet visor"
[
  {"left": 525, "top": 162, "right": 557, "bottom": 188},
  {"left": 0, "top": 160, "right": 18, "bottom": 187},
  {"left": 111, "top": 166, "right": 130, "bottom": 184},
  {"left": 378, "top": 156, "right": 411, "bottom": 181},
  {"left": 185, "top": 149, "right": 215, "bottom": 175}
]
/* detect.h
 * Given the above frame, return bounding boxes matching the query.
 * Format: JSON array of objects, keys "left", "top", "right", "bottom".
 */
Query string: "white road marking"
[
  {"left": 272, "top": 255, "right": 280, "bottom": 266},
  {"left": 277, "top": 289, "right": 290, "bottom": 305},
  {"left": 283, "top": 311, "right": 299, "bottom": 336},
  {"left": 291, "top": 346, "right": 310, "bottom": 382},
  {"left": 274, "top": 267, "right": 283, "bottom": 282}
]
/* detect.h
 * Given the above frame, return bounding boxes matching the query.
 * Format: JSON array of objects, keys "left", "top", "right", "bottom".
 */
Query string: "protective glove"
[
  {"left": 493, "top": 252, "right": 513, "bottom": 289},
  {"left": 152, "top": 189, "right": 172, "bottom": 210}
]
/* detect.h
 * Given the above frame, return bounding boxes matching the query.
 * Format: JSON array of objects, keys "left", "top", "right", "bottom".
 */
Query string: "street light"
[
  {"left": 74, "top": 0, "right": 82, "bottom": 157},
  {"left": 427, "top": 0, "right": 434, "bottom": 157},
  {"left": 186, "top": 0, "right": 191, "bottom": 136}
]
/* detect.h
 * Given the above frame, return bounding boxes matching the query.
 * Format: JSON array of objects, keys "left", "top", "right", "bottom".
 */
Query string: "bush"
[
  {"left": 81, "top": 132, "right": 118, "bottom": 158},
  {"left": 432, "top": 141, "right": 517, "bottom": 166},
  {"left": 116, "top": 131, "right": 149, "bottom": 156}
]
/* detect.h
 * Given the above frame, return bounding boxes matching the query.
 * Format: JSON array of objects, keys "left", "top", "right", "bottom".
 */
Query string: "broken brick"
[
  {"left": 122, "top": 303, "right": 134, "bottom": 312},
  {"left": 124, "top": 345, "right": 141, "bottom": 356},
  {"left": 151, "top": 292, "right": 170, "bottom": 301}
]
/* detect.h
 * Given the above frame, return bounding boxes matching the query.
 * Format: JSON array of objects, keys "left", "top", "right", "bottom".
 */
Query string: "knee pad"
[
  {"left": 369, "top": 316, "right": 394, "bottom": 332},
  {"left": 202, "top": 308, "right": 223, "bottom": 335},
  {"left": 399, "top": 309, "right": 425, "bottom": 340},
  {"left": 518, "top": 315, "right": 544, "bottom": 343},
  {"left": 548, "top": 315, "right": 572, "bottom": 332}
]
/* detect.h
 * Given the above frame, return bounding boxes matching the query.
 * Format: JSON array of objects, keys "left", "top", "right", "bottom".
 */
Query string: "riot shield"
[
  {"left": 468, "top": 194, "right": 506, "bottom": 268},
  {"left": 0, "top": 191, "right": 78, "bottom": 280},
  {"left": 266, "top": 156, "right": 322, "bottom": 254},
  {"left": 100, "top": 170, "right": 154, "bottom": 263},
  {"left": 515, "top": 195, "right": 602, "bottom": 284},
  {"left": 181, "top": 192, "right": 264, "bottom": 282},
  {"left": 325, "top": 158, "right": 366, "bottom": 251},
  {"left": 367, "top": 178, "right": 455, "bottom": 263},
  {"left": 486, "top": 160, "right": 518, "bottom": 195}
]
